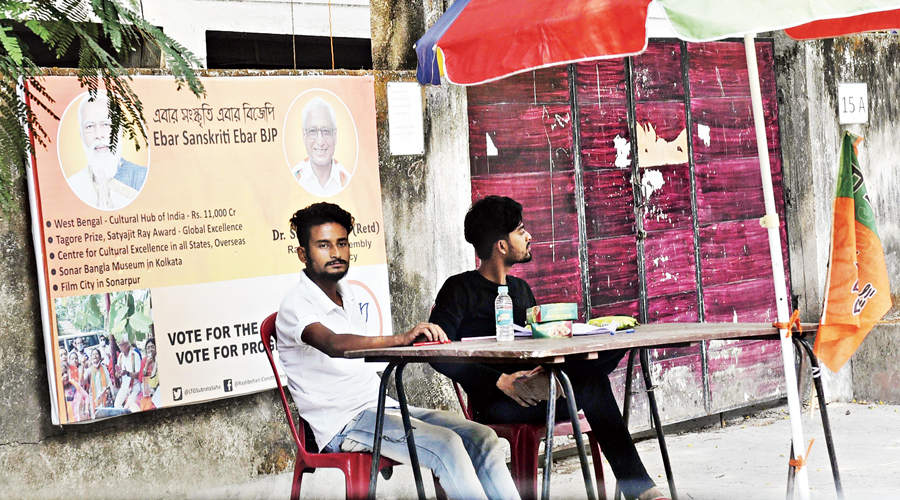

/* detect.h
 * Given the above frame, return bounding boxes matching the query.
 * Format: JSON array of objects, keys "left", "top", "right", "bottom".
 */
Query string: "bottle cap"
[{"left": 498, "top": 286, "right": 508, "bottom": 294}]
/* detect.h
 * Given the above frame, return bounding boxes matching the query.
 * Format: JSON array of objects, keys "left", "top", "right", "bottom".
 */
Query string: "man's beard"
[
  {"left": 506, "top": 246, "right": 533, "bottom": 265},
  {"left": 82, "top": 139, "right": 122, "bottom": 209},
  {"left": 84, "top": 141, "right": 122, "bottom": 180},
  {"left": 309, "top": 268, "right": 348, "bottom": 283},
  {"left": 306, "top": 258, "right": 349, "bottom": 283}
]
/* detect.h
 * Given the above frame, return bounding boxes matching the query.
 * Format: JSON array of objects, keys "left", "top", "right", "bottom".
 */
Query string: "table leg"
[
  {"left": 541, "top": 368, "right": 558, "bottom": 500},
  {"left": 639, "top": 348, "right": 678, "bottom": 500},
  {"left": 616, "top": 349, "right": 638, "bottom": 500},
  {"left": 557, "top": 368, "right": 598, "bottom": 500},
  {"left": 369, "top": 362, "right": 397, "bottom": 500},
  {"left": 395, "top": 363, "right": 427, "bottom": 500},
  {"left": 792, "top": 336, "right": 844, "bottom": 500},
  {"left": 621, "top": 349, "right": 638, "bottom": 427}
]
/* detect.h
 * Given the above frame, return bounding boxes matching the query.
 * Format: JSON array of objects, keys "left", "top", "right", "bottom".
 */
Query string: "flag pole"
[{"left": 744, "top": 33, "right": 810, "bottom": 500}]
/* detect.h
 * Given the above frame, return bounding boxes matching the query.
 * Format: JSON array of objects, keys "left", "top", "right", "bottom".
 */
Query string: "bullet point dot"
[
  {"left": 52, "top": 285, "right": 58, "bottom": 291},
  {"left": 49, "top": 253, "right": 55, "bottom": 259},
  {"left": 51, "top": 269, "right": 56, "bottom": 275},
  {"left": 46, "top": 221, "right": 51, "bottom": 227},
  {"left": 48, "top": 237, "right": 53, "bottom": 243}
]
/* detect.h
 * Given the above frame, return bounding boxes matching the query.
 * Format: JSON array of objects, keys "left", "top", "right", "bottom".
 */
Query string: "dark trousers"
[{"left": 468, "top": 349, "right": 655, "bottom": 500}]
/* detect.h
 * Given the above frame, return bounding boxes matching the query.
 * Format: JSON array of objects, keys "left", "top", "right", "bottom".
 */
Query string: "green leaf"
[
  {"left": 87, "top": 295, "right": 102, "bottom": 316},
  {"left": 109, "top": 300, "right": 127, "bottom": 327},
  {"left": 128, "top": 310, "right": 152, "bottom": 333},
  {"left": 111, "top": 316, "right": 127, "bottom": 334},
  {"left": 0, "top": 25, "right": 24, "bottom": 65},
  {"left": 86, "top": 308, "right": 104, "bottom": 328},
  {"left": 23, "top": 20, "right": 51, "bottom": 45}
]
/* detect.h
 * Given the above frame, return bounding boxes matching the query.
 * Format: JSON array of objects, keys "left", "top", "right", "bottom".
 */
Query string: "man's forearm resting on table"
[{"left": 302, "top": 320, "right": 447, "bottom": 358}]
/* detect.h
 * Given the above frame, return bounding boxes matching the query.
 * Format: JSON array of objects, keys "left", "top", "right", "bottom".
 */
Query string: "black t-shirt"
[{"left": 428, "top": 270, "right": 537, "bottom": 396}]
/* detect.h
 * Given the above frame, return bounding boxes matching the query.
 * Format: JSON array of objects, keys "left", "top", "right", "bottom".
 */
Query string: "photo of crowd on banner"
[{"left": 55, "top": 289, "right": 158, "bottom": 422}]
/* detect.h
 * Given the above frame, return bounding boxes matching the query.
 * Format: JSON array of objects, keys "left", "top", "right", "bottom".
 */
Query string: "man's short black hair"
[
  {"left": 464, "top": 196, "right": 524, "bottom": 260},
  {"left": 290, "top": 202, "right": 355, "bottom": 249}
]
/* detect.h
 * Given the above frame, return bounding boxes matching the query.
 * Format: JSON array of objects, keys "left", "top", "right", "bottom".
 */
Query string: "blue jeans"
[{"left": 326, "top": 406, "right": 520, "bottom": 500}]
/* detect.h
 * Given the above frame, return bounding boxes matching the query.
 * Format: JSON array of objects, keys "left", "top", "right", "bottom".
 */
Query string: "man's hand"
[
  {"left": 497, "top": 371, "right": 542, "bottom": 407},
  {"left": 399, "top": 322, "right": 448, "bottom": 345}
]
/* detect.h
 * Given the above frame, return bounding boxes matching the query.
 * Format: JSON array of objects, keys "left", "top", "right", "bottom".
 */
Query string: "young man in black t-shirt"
[{"left": 429, "top": 196, "right": 668, "bottom": 500}]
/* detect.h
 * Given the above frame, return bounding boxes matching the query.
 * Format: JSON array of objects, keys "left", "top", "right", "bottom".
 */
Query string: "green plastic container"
[
  {"left": 526, "top": 303, "right": 578, "bottom": 325},
  {"left": 529, "top": 320, "right": 573, "bottom": 339}
]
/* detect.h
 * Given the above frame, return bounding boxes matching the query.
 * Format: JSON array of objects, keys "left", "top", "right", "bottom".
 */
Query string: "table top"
[{"left": 345, "top": 322, "right": 817, "bottom": 364}]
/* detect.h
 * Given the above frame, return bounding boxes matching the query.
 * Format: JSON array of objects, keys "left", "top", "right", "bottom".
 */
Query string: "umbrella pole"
[{"left": 743, "top": 33, "right": 811, "bottom": 500}]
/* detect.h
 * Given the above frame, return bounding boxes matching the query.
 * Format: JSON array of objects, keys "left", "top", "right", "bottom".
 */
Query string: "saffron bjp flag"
[{"left": 815, "top": 132, "right": 892, "bottom": 372}]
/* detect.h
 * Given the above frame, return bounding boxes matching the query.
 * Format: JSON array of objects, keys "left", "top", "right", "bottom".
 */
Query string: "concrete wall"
[
  {"left": 376, "top": 77, "right": 474, "bottom": 409},
  {"left": 775, "top": 33, "right": 900, "bottom": 402}
]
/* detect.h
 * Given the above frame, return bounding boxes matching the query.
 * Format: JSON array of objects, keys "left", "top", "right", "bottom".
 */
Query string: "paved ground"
[
  {"left": 559, "top": 401, "right": 900, "bottom": 500},
  {"left": 198, "top": 401, "right": 900, "bottom": 500}
]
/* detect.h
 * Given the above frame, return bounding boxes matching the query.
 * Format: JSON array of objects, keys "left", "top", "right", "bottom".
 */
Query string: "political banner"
[{"left": 26, "top": 75, "right": 391, "bottom": 424}]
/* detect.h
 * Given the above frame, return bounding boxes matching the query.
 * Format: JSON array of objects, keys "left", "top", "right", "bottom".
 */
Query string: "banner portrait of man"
[
  {"left": 283, "top": 90, "right": 359, "bottom": 198},
  {"left": 58, "top": 91, "right": 150, "bottom": 211}
]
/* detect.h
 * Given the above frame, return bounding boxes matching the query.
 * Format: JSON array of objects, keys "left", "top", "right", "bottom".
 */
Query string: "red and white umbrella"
[
  {"left": 415, "top": 1, "right": 900, "bottom": 498},
  {"left": 416, "top": 0, "right": 900, "bottom": 86}
]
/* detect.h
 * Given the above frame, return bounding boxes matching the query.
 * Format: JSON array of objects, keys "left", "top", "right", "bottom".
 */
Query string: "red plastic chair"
[
  {"left": 260, "top": 312, "right": 399, "bottom": 500},
  {"left": 261, "top": 312, "right": 447, "bottom": 500},
  {"left": 453, "top": 381, "right": 607, "bottom": 500}
]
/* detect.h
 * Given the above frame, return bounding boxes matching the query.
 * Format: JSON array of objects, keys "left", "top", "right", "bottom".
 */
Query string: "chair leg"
[
  {"left": 508, "top": 427, "right": 543, "bottom": 500},
  {"left": 587, "top": 431, "right": 607, "bottom": 500},
  {"left": 345, "top": 468, "right": 370, "bottom": 500},
  {"left": 290, "top": 459, "right": 304, "bottom": 500}
]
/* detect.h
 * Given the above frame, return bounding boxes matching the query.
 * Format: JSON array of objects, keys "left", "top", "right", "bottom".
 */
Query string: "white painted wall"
[{"left": 139, "top": 0, "right": 372, "bottom": 67}]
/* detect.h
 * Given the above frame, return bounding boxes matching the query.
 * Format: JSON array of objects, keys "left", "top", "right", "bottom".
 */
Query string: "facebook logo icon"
[{"left": 223, "top": 379, "right": 233, "bottom": 392}]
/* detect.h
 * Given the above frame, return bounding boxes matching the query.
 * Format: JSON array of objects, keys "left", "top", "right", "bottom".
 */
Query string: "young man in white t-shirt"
[{"left": 275, "top": 202, "right": 519, "bottom": 500}]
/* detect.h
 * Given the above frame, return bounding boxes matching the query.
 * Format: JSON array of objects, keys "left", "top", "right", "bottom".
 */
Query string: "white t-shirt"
[
  {"left": 276, "top": 271, "right": 396, "bottom": 450},
  {"left": 291, "top": 159, "right": 351, "bottom": 197}
]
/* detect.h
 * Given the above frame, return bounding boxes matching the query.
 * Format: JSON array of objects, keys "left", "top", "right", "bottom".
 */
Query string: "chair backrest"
[{"left": 260, "top": 312, "right": 306, "bottom": 455}]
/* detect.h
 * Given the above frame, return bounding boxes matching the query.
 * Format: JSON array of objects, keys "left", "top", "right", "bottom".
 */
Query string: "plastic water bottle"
[{"left": 495, "top": 286, "right": 514, "bottom": 342}]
